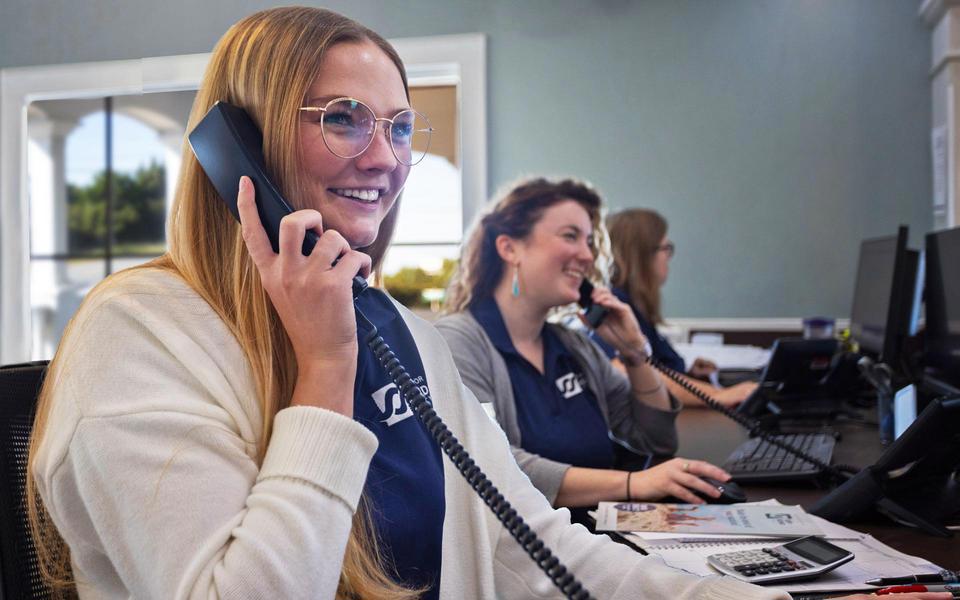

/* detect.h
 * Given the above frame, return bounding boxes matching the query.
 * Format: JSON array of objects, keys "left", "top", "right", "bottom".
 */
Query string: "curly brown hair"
[{"left": 444, "top": 176, "right": 609, "bottom": 313}]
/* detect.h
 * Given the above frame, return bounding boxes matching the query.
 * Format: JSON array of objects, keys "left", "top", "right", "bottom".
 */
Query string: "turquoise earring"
[{"left": 511, "top": 264, "right": 520, "bottom": 297}]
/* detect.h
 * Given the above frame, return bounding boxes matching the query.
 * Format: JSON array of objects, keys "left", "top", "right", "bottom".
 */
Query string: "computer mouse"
[{"left": 695, "top": 477, "right": 747, "bottom": 504}]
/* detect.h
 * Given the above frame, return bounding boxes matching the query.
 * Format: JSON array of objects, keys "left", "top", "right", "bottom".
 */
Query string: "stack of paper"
[
  {"left": 592, "top": 501, "right": 942, "bottom": 594},
  {"left": 673, "top": 343, "right": 771, "bottom": 370}
]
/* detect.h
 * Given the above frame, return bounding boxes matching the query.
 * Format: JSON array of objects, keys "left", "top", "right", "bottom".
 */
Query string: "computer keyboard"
[{"left": 722, "top": 432, "right": 837, "bottom": 484}]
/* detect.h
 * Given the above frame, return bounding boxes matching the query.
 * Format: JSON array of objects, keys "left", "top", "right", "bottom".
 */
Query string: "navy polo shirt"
[
  {"left": 353, "top": 289, "right": 444, "bottom": 597},
  {"left": 470, "top": 296, "right": 614, "bottom": 469},
  {"left": 591, "top": 287, "right": 686, "bottom": 373}
]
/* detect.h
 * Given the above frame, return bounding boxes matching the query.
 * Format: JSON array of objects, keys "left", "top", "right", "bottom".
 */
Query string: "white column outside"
[{"left": 25, "top": 113, "right": 77, "bottom": 359}]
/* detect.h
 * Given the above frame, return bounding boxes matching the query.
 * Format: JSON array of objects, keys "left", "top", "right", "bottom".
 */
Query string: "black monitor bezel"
[
  {"left": 923, "top": 226, "right": 960, "bottom": 381},
  {"left": 759, "top": 337, "right": 838, "bottom": 391},
  {"left": 848, "top": 225, "right": 917, "bottom": 365}
]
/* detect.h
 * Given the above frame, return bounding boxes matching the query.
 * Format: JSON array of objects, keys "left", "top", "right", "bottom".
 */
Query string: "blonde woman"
[
  {"left": 607, "top": 209, "right": 758, "bottom": 408},
  {"left": 25, "top": 7, "right": 935, "bottom": 600}
]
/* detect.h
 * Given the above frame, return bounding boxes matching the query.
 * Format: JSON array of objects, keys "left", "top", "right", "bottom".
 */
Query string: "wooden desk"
[{"left": 676, "top": 409, "right": 960, "bottom": 570}]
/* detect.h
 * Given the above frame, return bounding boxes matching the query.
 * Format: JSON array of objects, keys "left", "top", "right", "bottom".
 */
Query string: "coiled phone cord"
[
  {"left": 644, "top": 355, "right": 860, "bottom": 481},
  {"left": 356, "top": 309, "right": 595, "bottom": 600}
]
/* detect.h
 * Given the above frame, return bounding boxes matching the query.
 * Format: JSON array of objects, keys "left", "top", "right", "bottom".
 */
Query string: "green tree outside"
[
  {"left": 384, "top": 258, "right": 458, "bottom": 308},
  {"left": 67, "top": 163, "right": 457, "bottom": 310},
  {"left": 67, "top": 160, "right": 167, "bottom": 255}
]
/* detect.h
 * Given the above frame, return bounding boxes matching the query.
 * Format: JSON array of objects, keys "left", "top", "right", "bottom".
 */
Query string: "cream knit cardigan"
[{"left": 33, "top": 268, "right": 788, "bottom": 600}]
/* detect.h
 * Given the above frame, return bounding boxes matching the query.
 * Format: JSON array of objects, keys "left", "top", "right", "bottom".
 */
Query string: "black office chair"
[{"left": 0, "top": 361, "right": 51, "bottom": 600}]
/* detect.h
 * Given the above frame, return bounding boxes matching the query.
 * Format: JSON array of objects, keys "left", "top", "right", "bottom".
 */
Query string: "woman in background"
[
  {"left": 438, "top": 177, "right": 732, "bottom": 511},
  {"left": 607, "top": 208, "right": 758, "bottom": 408}
]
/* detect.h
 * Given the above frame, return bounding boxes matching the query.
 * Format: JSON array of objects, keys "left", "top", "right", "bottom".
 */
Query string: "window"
[
  {"left": 384, "top": 84, "right": 461, "bottom": 314},
  {"left": 0, "top": 35, "right": 485, "bottom": 363},
  {"left": 27, "top": 92, "right": 193, "bottom": 358}
]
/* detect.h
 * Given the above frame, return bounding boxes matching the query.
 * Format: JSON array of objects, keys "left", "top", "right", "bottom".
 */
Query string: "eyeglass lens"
[{"left": 320, "top": 99, "right": 431, "bottom": 166}]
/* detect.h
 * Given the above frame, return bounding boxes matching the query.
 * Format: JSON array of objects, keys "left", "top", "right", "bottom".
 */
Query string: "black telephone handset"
[
  {"left": 187, "top": 101, "right": 369, "bottom": 297},
  {"left": 576, "top": 279, "right": 851, "bottom": 484},
  {"left": 578, "top": 280, "right": 609, "bottom": 329},
  {"left": 189, "top": 102, "right": 593, "bottom": 600}
]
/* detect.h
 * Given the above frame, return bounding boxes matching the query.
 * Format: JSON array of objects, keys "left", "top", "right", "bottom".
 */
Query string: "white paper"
[
  {"left": 893, "top": 384, "right": 917, "bottom": 440},
  {"left": 673, "top": 342, "right": 771, "bottom": 371},
  {"left": 594, "top": 500, "right": 943, "bottom": 594}
]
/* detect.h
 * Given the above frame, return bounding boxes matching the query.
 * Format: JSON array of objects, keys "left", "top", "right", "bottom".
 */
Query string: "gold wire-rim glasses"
[{"left": 299, "top": 96, "right": 434, "bottom": 166}]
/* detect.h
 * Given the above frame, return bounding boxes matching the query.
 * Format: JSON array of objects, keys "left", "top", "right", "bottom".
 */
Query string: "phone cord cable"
[
  {"left": 604, "top": 324, "right": 856, "bottom": 478},
  {"left": 357, "top": 309, "right": 595, "bottom": 600},
  {"left": 644, "top": 355, "right": 859, "bottom": 482}
]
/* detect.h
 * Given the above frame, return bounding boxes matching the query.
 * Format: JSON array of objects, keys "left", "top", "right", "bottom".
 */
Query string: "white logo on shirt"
[
  {"left": 555, "top": 372, "right": 584, "bottom": 399},
  {"left": 372, "top": 376, "right": 430, "bottom": 427},
  {"left": 371, "top": 383, "right": 414, "bottom": 427}
]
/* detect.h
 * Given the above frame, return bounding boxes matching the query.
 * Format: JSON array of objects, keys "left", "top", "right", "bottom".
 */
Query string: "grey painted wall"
[{"left": 0, "top": 0, "right": 932, "bottom": 319}]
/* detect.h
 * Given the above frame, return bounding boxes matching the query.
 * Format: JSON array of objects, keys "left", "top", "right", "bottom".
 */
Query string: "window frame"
[{"left": 0, "top": 34, "right": 486, "bottom": 363}]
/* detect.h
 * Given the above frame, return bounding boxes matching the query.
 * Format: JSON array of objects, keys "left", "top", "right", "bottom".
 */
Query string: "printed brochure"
[{"left": 594, "top": 502, "right": 821, "bottom": 536}]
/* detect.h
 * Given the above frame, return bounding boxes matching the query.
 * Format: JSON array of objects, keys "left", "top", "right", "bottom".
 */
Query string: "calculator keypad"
[{"left": 711, "top": 548, "right": 811, "bottom": 579}]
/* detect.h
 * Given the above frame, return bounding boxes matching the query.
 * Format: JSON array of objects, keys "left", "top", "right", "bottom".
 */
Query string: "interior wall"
[{"left": 0, "top": 0, "right": 932, "bottom": 318}]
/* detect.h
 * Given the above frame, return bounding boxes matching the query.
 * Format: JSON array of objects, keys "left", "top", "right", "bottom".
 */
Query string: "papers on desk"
[
  {"left": 674, "top": 343, "right": 771, "bottom": 371},
  {"left": 594, "top": 502, "right": 820, "bottom": 537},
  {"left": 593, "top": 501, "right": 943, "bottom": 595}
]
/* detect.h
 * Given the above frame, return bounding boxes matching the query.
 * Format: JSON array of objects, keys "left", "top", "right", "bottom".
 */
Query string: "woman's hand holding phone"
[
  {"left": 236, "top": 176, "right": 370, "bottom": 416},
  {"left": 584, "top": 284, "right": 672, "bottom": 410},
  {"left": 583, "top": 285, "right": 648, "bottom": 358}
]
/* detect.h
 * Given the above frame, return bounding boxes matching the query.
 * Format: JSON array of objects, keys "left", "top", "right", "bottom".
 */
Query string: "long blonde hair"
[
  {"left": 27, "top": 7, "right": 417, "bottom": 599},
  {"left": 607, "top": 208, "right": 668, "bottom": 324},
  {"left": 444, "top": 176, "right": 609, "bottom": 314}
]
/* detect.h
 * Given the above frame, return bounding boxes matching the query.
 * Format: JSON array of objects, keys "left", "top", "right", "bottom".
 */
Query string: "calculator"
[{"left": 707, "top": 536, "right": 854, "bottom": 584}]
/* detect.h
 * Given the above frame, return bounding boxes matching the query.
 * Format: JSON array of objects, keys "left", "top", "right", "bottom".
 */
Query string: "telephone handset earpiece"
[{"left": 578, "top": 279, "right": 610, "bottom": 329}]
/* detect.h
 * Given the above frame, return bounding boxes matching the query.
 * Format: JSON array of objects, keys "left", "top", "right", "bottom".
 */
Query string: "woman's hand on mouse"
[
  {"left": 628, "top": 458, "right": 731, "bottom": 504},
  {"left": 237, "top": 176, "right": 371, "bottom": 416}
]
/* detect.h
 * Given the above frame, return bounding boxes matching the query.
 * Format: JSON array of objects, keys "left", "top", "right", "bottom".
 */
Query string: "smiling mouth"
[{"left": 331, "top": 188, "right": 383, "bottom": 203}]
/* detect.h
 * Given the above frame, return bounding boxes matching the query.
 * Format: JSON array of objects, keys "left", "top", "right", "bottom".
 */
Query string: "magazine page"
[{"left": 594, "top": 501, "right": 821, "bottom": 536}]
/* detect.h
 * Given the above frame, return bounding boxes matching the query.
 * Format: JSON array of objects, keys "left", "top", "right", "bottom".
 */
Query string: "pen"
[
  {"left": 866, "top": 570, "right": 960, "bottom": 586},
  {"left": 875, "top": 583, "right": 960, "bottom": 596}
]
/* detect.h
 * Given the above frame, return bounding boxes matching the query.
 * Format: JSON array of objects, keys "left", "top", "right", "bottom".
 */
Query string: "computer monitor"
[
  {"left": 760, "top": 338, "right": 838, "bottom": 394},
  {"left": 736, "top": 338, "right": 841, "bottom": 418},
  {"left": 848, "top": 226, "right": 919, "bottom": 367},
  {"left": 924, "top": 226, "right": 960, "bottom": 388}
]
